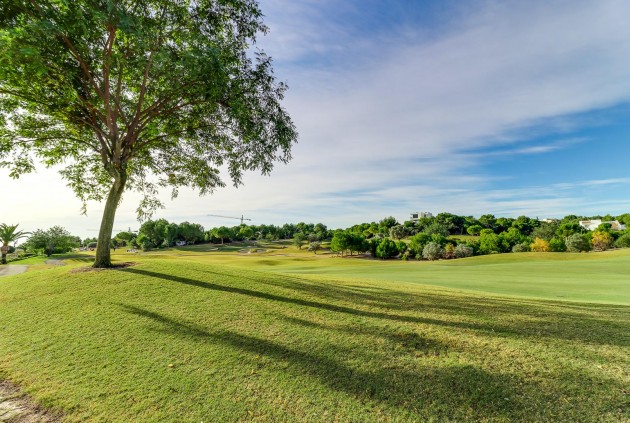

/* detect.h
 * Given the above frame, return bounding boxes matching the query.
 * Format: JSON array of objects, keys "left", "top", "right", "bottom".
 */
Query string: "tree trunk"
[{"left": 94, "top": 175, "right": 127, "bottom": 268}]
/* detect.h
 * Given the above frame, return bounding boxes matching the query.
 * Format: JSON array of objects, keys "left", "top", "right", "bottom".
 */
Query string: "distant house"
[
  {"left": 410, "top": 211, "right": 433, "bottom": 222},
  {"left": 539, "top": 218, "right": 559, "bottom": 224},
  {"left": 579, "top": 219, "right": 626, "bottom": 231}
]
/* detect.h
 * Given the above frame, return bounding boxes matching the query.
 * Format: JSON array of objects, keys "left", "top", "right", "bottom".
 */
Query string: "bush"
[
  {"left": 422, "top": 242, "right": 444, "bottom": 261},
  {"left": 530, "top": 238, "right": 550, "bottom": 252},
  {"left": 408, "top": 233, "right": 431, "bottom": 257},
  {"left": 443, "top": 244, "right": 456, "bottom": 259},
  {"left": 512, "top": 243, "right": 530, "bottom": 253},
  {"left": 591, "top": 231, "right": 614, "bottom": 251},
  {"left": 614, "top": 233, "right": 630, "bottom": 248},
  {"left": 454, "top": 244, "right": 473, "bottom": 258},
  {"left": 566, "top": 233, "right": 590, "bottom": 252},
  {"left": 375, "top": 238, "right": 399, "bottom": 259},
  {"left": 549, "top": 237, "right": 566, "bottom": 252}
]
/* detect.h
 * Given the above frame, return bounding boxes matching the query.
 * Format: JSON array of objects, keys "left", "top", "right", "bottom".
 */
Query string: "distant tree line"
[{"left": 9, "top": 211, "right": 630, "bottom": 260}]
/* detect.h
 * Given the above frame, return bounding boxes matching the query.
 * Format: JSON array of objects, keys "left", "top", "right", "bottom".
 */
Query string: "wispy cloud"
[{"left": 3, "top": 0, "right": 630, "bottom": 236}]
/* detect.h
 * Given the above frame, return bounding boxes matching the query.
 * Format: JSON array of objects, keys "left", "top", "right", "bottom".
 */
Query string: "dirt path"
[
  {"left": 0, "top": 381, "right": 58, "bottom": 422},
  {"left": 0, "top": 265, "right": 27, "bottom": 277}
]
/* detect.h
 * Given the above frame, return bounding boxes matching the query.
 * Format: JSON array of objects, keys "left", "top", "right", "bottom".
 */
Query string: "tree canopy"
[{"left": 0, "top": 0, "right": 297, "bottom": 267}]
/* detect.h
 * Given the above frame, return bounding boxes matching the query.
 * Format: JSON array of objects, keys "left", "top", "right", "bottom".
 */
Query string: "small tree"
[
  {"left": 293, "top": 233, "right": 306, "bottom": 250},
  {"left": 0, "top": 224, "right": 29, "bottom": 264},
  {"left": 422, "top": 242, "right": 444, "bottom": 261},
  {"left": 549, "top": 237, "right": 566, "bottom": 252},
  {"left": 375, "top": 238, "right": 399, "bottom": 259},
  {"left": 614, "top": 233, "right": 630, "bottom": 248},
  {"left": 308, "top": 241, "right": 321, "bottom": 254},
  {"left": 408, "top": 233, "right": 431, "bottom": 257},
  {"left": 566, "top": 233, "right": 590, "bottom": 252},
  {"left": 466, "top": 225, "right": 483, "bottom": 236},
  {"left": 389, "top": 225, "right": 406, "bottom": 240},
  {"left": 25, "top": 226, "right": 78, "bottom": 257}
]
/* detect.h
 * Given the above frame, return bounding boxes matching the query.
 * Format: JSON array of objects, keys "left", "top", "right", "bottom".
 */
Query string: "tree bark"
[{"left": 93, "top": 174, "right": 127, "bottom": 268}]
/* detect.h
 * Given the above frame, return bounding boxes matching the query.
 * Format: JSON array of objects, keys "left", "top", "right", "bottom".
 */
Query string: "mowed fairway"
[{"left": 0, "top": 248, "right": 628, "bottom": 422}]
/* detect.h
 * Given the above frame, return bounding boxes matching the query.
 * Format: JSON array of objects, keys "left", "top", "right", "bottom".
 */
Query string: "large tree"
[{"left": 0, "top": 0, "right": 297, "bottom": 267}]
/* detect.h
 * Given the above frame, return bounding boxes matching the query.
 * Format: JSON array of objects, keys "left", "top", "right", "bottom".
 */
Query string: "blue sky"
[{"left": 2, "top": 0, "right": 630, "bottom": 237}]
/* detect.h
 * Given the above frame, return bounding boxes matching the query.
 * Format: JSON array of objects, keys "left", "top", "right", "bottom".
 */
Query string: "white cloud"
[{"left": 2, "top": 0, "right": 630, "bottom": 237}]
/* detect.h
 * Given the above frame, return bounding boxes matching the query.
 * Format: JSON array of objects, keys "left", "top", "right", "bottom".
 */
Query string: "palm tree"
[{"left": 0, "top": 224, "right": 29, "bottom": 265}]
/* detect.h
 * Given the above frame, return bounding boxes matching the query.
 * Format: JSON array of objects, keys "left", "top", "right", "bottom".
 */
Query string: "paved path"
[
  {"left": 0, "top": 381, "right": 57, "bottom": 422},
  {"left": 0, "top": 265, "right": 28, "bottom": 277}
]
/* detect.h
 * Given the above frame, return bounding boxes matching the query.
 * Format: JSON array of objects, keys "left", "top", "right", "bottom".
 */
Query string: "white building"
[
  {"left": 579, "top": 219, "right": 626, "bottom": 231},
  {"left": 410, "top": 211, "right": 433, "bottom": 222}
]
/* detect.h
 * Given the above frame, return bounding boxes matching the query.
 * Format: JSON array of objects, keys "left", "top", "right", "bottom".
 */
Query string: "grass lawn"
[{"left": 0, "top": 249, "right": 628, "bottom": 421}]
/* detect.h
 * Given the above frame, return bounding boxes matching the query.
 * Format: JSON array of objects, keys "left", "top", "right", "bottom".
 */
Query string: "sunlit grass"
[{"left": 0, "top": 250, "right": 628, "bottom": 421}]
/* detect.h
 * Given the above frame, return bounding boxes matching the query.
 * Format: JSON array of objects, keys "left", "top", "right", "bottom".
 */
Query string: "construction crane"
[
  {"left": 207, "top": 214, "right": 252, "bottom": 225},
  {"left": 87, "top": 227, "right": 138, "bottom": 233}
]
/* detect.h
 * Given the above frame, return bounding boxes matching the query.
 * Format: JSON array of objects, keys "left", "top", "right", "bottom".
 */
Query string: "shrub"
[
  {"left": 566, "top": 233, "right": 590, "bottom": 252},
  {"left": 443, "top": 244, "right": 456, "bottom": 259},
  {"left": 375, "top": 238, "right": 399, "bottom": 259},
  {"left": 614, "top": 233, "right": 630, "bottom": 248},
  {"left": 591, "top": 231, "right": 613, "bottom": 251},
  {"left": 512, "top": 243, "right": 530, "bottom": 253},
  {"left": 479, "top": 231, "right": 501, "bottom": 254},
  {"left": 549, "top": 237, "right": 566, "bottom": 252},
  {"left": 530, "top": 238, "right": 550, "bottom": 252},
  {"left": 408, "top": 233, "right": 431, "bottom": 257},
  {"left": 422, "top": 242, "right": 444, "bottom": 261},
  {"left": 454, "top": 244, "right": 473, "bottom": 258},
  {"left": 308, "top": 241, "right": 321, "bottom": 254}
]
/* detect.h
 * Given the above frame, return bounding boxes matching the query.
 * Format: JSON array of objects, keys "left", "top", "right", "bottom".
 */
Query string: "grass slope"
[{"left": 0, "top": 251, "right": 628, "bottom": 421}]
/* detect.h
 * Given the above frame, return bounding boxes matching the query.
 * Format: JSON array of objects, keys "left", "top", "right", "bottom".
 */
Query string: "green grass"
[{"left": 0, "top": 250, "right": 628, "bottom": 421}]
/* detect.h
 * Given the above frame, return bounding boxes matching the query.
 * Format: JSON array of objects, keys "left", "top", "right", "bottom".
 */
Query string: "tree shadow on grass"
[
  {"left": 118, "top": 303, "right": 526, "bottom": 421},
  {"left": 121, "top": 267, "right": 630, "bottom": 348}
]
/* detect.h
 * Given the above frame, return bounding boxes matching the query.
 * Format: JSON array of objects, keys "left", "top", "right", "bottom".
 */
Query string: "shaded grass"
[{"left": 0, "top": 253, "right": 628, "bottom": 421}]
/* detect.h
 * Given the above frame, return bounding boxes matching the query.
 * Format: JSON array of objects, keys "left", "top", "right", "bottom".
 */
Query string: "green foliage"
[
  {"left": 422, "top": 242, "right": 444, "bottom": 260},
  {"left": 0, "top": 0, "right": 297, "bottom": 267},
  {"left": 566, "top": 233, "right": 590, "bottom": 252},
  {"left": 331, "top": 231, "right": 368, "bottom": 256},
  {"left": 479, "top": 231, "right": 501, "bottom": 254},
  {"left": 389, "top": 225, "right": 406, "bottom": 240},
  {"left": 423, "top": 222, "right": 450, "bottom": 237},
  {"left": 307, "top": 241, "right": 321, "bottom": 254},
  {"left": 549, "top": 237, "right": 567, "bottom": 252},
  {"left": 614, "top": 233, "right": 630, "bottom": 248},
  {"left": 500, "top": 227, "right": 529, "bottom": 249},
  {"left": 0, "top": 223, "right": 29, "bottom": 264},
  {"left": 293, "top": 233, "right": 306, "bottom": 250},
  {"left": 24, "top": 226, "right": 78, "bottom": 256},
  {"left": 375, "top": 238, "right": 399, "bottom": 259},
  {"left": 557, "top": 222, "right": 583, "bottom": 238},
  {"left": 178, "top": 222, "right": 205, "bottom": 244},
  {"left": 466, "top": 225, "right": 483, "bottom": 236},
  {"left": 408, "top": 233, "right": 431, "bottom": 257},
  {"left": 532, "top": 222, "right": 559, "bottom": 241}
]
